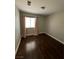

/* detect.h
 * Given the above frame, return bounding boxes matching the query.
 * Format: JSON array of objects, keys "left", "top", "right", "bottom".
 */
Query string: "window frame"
[{"left": 25, "top": 16, "right": 36, "bottom": 28}]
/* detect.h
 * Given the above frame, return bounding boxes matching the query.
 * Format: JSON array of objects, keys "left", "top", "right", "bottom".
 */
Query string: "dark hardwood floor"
[{"left": 16, "top": 33, "right": 64, "bottom": 59}]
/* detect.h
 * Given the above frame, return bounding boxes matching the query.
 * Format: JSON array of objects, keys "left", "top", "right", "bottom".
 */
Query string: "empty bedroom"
[{"left": 15, "top": 0, "right": 64, "bottom": 59}]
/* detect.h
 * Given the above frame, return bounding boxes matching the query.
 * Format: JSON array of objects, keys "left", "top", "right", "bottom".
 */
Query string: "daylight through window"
[{"left": 25, "top": 17, "right": 36, "bottom": 28}]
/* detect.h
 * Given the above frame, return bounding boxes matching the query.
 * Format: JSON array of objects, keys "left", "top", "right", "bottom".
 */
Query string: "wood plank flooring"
[{"left": 16, "top": 33, "right": 64, "bottom": 59}]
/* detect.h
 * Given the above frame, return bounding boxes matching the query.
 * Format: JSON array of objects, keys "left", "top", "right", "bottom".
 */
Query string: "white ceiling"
[{"left": 15, "top": 0, "right": 64, "bottom": 15}]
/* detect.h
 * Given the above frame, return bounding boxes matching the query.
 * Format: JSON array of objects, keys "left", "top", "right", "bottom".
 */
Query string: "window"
[{"left": 25, "top": 17, "right": 36, "bottom": 28}]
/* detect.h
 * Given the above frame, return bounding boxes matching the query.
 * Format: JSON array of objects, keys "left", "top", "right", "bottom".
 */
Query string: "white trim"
[
  {"left": 15, "top": 38, "right": 21, "bottom": 55},
  {"left": 45, "top": 33, "right": 64, "bottom": 44},
  {"left": 39, "top": 32, "right": 64, "bottom": 44},
  {"left": 15, "top": 32, "right": 63, "bottom": 55}
]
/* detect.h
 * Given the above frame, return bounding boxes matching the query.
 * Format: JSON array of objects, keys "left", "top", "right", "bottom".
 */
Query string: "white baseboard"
[
  {"left": 39, "top": 32, "right": 64, "bottom": 44},
  {"left": 45, "top": 33, "right": 64, "bottom": 44},
  {"left": 15, "top": 32, "right": 63, "bottom": 55},
  {"left": 15, "top": 38, "right": 21, "bottom": 55}
]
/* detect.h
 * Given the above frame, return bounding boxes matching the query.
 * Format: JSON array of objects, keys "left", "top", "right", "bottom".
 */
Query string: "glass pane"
[
  {"left": 30, "top": 18, "right": 36, "bottom": 28},
  {"left": 25, "top": 17, "right": 36, "bottom": 28},
  {"left": 25, "top": 23, "right": 30, "bottom": 28},
  {"left": 25, "top": 17, "right": 31, "bottom": 28},
  {"left": 25, "top": 17, "right": 30, "bottom": 23}
]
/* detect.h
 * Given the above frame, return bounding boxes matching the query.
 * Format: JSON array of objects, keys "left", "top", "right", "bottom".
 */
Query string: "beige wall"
[
  {"left": 15, "top": 7, "right": 21, "bottom": 52},
  {"left": 20, "top": 11, "right": 46, "bottom": 37},
  {"left": 19, "top": 10, "right": 64, "bottom": 43},
  {"left": 45, "top": 11, "right": 64, "bottom": 43}
]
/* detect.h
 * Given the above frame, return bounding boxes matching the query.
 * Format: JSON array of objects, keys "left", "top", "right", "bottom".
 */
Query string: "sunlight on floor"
[{"left": 25, "top": 41, "right": 36, "bottom": 52}]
